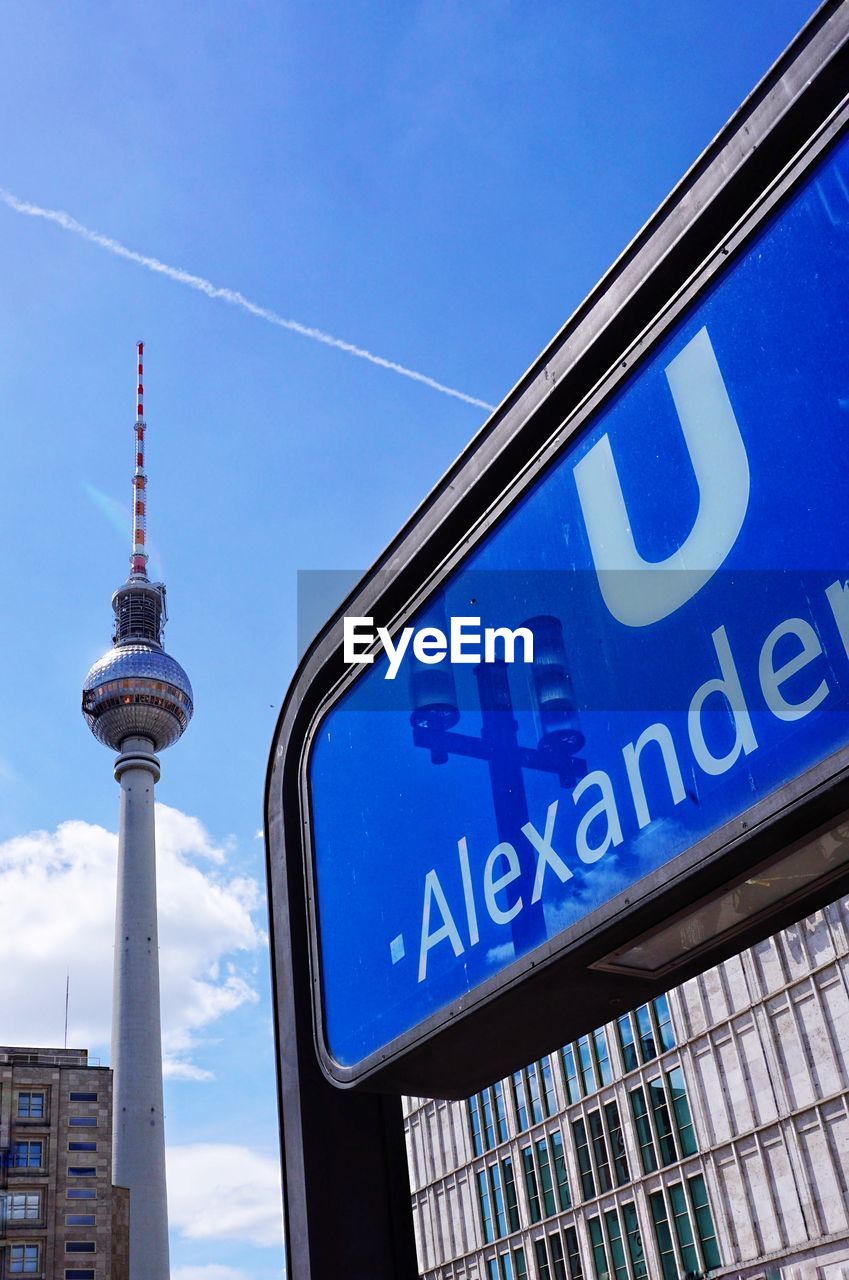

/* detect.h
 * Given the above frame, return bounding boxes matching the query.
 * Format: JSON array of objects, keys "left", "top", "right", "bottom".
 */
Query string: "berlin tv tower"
[{"left": 82, "top": 343, "right": 193, "bottom": 1279}]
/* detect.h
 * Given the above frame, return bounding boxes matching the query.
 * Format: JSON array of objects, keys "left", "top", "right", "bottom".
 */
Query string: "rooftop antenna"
[
  {"left": 131, "top": 341, "right": 148, "bottom": 580},
  {"left": 63, "top": 973, "right": 69, "bottom": 1050}
]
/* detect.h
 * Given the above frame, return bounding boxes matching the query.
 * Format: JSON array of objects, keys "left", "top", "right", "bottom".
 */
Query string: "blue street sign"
[{"left": 308, "top": 133, "right": 849, "bottom": 1071}]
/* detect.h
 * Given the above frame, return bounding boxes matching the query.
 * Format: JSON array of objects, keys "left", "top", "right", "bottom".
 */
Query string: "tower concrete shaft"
[{"left": 112, "top": 736, "right": 169, "bottom": 1280}]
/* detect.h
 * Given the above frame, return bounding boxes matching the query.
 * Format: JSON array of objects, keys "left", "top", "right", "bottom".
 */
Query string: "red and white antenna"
[{"left": 131, "top": 341, "right": 148, "bottom": 578}]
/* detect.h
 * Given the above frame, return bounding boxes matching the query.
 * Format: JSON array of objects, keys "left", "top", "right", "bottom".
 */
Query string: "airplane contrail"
[{"left": 0, "top": 188, "right": 495, "bottom": 412}]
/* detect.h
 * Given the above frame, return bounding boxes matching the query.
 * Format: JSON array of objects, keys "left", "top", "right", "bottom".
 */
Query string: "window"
[
  {"left": 522, "top": 1146, "right": 541, "bottom": 1222},
  {"left": 603, "top": 1210, "right": 630, "bottom": 1280},
  {"left": 669, "top": 1182, "right": 700, "bottom": 1274},
  {"left": 68, "top": 1142, "right": 97, "bottom": 1152},
  {"left": 487, "top": 1262, "right": 500, "bottom": 1280},
  {"left": 493, "top": 1081, "right": 509, "bottom": 1142},
  {"left": 513, "top": 1246, "right": 529, "bottom": 1280},
  {"left": 16, "top": 1092, "right": 44, "bottom": 1119},
  {"left": 617, "top": 1014, "right": 639, "bottom": 1073},
  {"left": 478, "top": 1169, "right": 495, "bottom": 1243},
  {"left": 512, "top": 1071, "right": 529, "bottom": 1131},
  {"left": 11, "top": 1140, "right": 43, "bottom": 1168},
  {"left": 549, "top": 1232, "right": 568, "bottom": 1280},
  {"left": 587, "top": 1110, "right": 613, "bottom": 1193},
  {"left": 604, "top": 1101, "right": 630, "bottom": 1186},
  {"left": 490, "top": 1163, "right": 508, "bottom": 1238},
  {"left": 65, "top": 1272, "right": 96, "bottom": 1280},
  {"left": 526, "top": 1062, "right": 545, "bottom": 1125},
  {"left": 654, "top": 993, "right": 676, "bottom": 1051},
  {"left": 68, "top": 1167, "right": 97, "bottom": 1177},
  {"left": 68, "top": 1117, "right": 97, "bottom": 1128},
  {"left": 621, "top": 1202, "right": 647, "bottom": 1279},
  {"left": 66, "top": 1243, "right": 96, "bottom": 1253},
  {"left": 66, "top": 1189, "right": 96, "bottom": 1199},
  {"left": 534, "top": 1240, "right": 552, "bottom": 1280},
  {"left": 647, "top": 1077, "right": 677, "bottom": 1165},
  {"left": 561, "top": 1043, "right": 581, "bottom": 1104},
  {"left": 535, "top": 1138, "right": 556, "bottom": 1217},
  {"left": 629, "top": 1087, "right": 658, "bottom": 1174},
  {"left": 666, "top": 1067, "right": 697, "bottom": 1157},
  {"left": 9, "top": 1244, "right": 39, "bottom": 1274},
  {"left": 499, "top": 1252, "right": 515, "bottom": 1280},
  {"left": 564, "top": 1225, "right": 584, "bottom": 1280},
  {"left": 8, "top": 1193, "right": 40, "bottom": 1220},
  {"left": 69, "top": 1092, "right": 97, "bottom": 1102},
  {"left": 576, "top": 1036, "right": 597, "bottom": 1094},
  {"left": 502, "top": 1156, "right": 520, "bottom": 1232},
  {"left": 469, "top": 1095, "right": 484, "bottom": 1156},
  {"left": 649, "top": 1192, "right": 679, "bottom": 1280},
  {"left": 635, "top": 1004, "right": 657, "bottom": 1063},
  {"left": 593, "top": 1029, "right": 613, "bottom": 1086},
  {"left": 483, "top": 1090, "right": 497, "bottom": 1150},
  {"left": 587, "top": 1217, "right": 608, "bottom": 1280},
  {"left": 571, "top": 1118, "right": 595, "bottom": 1199},
  {"left": 66, "top": 1215, "right": 96, "bottom": 1226},
  {"left": 549, "top": 1130, "right": 571, "bottom": 1210},
  {"left": 540, "top": 1057, "right": 558, "bottom": 1116},
  {"left": 688, "top": 1173, "right": 721, "bottom": 1269}
]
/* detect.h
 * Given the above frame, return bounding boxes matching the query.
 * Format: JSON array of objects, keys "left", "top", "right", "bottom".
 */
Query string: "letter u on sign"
[{"left": 573, "top": 326, "right": 750, "bottom": 627}]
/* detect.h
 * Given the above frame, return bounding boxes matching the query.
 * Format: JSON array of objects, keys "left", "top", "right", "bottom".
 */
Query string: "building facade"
[
  {"left": 405, "top": 896, "right": 849, "bottom": 1280},
  {"left": 0, "top": 1047, "right": 127, "bottom": 1280}
]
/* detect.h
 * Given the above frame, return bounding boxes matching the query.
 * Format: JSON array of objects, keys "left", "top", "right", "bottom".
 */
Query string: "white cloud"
[
  {"left": 0, "top": 805, "right": 263, "bottom": 1077},
  {"left": 172, "top": 1267, "right": 251, "bottom": 1280},
  {"left": 167, "top": 1144, "right": 283, "bottom": 1249}
]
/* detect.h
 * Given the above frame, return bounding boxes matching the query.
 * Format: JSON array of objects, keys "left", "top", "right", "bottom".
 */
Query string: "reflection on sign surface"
[{"left": 309, "top": 135, "right": 849, "bottom": 1069}]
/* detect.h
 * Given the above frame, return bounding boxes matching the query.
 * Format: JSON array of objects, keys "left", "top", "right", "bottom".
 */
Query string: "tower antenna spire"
[{"left": 131, "top": 340, "right": 148, "bottom": 579}]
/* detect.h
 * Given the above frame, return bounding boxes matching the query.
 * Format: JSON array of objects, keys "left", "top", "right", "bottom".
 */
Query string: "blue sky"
[{"left": 0, "top": 2, "right": 818, "bottom": 1276}]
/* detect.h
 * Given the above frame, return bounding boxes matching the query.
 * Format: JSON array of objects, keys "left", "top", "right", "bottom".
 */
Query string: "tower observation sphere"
[{"left": 81, "top": 342, "right": 190, "bottom": 1280}]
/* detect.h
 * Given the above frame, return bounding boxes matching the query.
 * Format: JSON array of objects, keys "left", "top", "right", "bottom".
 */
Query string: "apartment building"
[
  {"left": 0, "top": 1047, "right": 128, "bottom": 1280},
  {"left": 405, "top": 897, "right": 849, "bottom": 1279}
]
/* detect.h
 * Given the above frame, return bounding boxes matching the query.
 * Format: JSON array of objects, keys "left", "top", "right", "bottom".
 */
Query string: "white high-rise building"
[
  {"left": 82, "top": 343, "right": 193, "bottom": 1280},
  {"left": 406, "top": 895, "right": 849, "bottom": 1280}
]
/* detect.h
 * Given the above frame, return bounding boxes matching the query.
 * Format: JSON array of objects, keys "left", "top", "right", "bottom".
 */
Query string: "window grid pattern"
[
  {"left": 477, "top": 1157, "right": 520, "bottom": 1242},
  {"left": 616, "top": 996, "right": 677, "bottom": 1076},
  {"left": 16, "top": 1092, "right": 44, "bottom": 1119},
  {"left": 513, "top": 1058, "right": 558, "bottom": 1131},
  {"left": 649, "top": 1175, "right": 721, "bottom": 1276},
  {"left": 8, "top": 1193, "right": 40, "bottom": 1220},
  {"left": 469, "top": 1082, "right": 510, "bottom": 1156},
  {"left": 630, "top": 1067, "right": 697, "bottom": 1172},
  {"left": 9, "top": 1244, "right": 39, "bottom": 1274},
  {"left": 11, "top": 1141, "right": 43, "bottom": 1169},
  {"left": 406, "top": 994, "right": 708, "bottom": 1278},
  {"left": 561, "top": 1028, "right": 613, "bottom": 1102}
]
